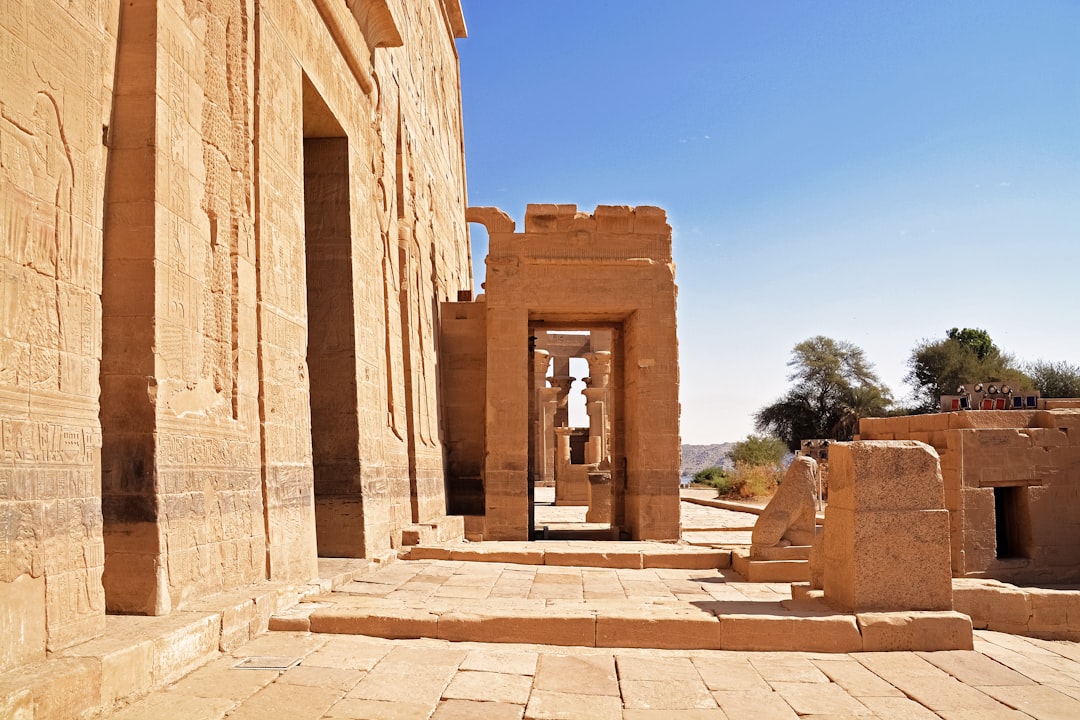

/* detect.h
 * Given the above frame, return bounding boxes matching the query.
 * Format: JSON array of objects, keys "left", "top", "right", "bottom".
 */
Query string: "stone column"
[
  {"left": 553, "top": 426, "right": 574, "bottom": 504},
  {"left": 582, "top": 388, "right": 606, "bottom": 465},
  {"left": 531, "top": 350, "right": 551, "bottom": 482},
  {"left": 548, "top": 375, "right": 575, "bottom": 430},
  {"left": 550, "top": 358, "right": 572, "bottom": 427},
  {"left": 537, "top": 386, "right": 560, "bottom": 484},
  {"left": 583, "top": 351, "right": 612, "bottom": 465},
  {"left": 587, "top": 469, "right": 613, "bottom": 524},
  {"left": 533, "top": 350, "right": 551, "bottom": 390}
]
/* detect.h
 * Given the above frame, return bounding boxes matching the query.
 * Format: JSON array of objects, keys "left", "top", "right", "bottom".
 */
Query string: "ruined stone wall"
[
  {"left": 1, "top": 0, "right": 118, "bottom": 669},
  {"left": 860, "top": 409, "right": 1080, "bottom": 584},
  {"left": 478, "top": 204, "right": 681, "bottom": 541}
]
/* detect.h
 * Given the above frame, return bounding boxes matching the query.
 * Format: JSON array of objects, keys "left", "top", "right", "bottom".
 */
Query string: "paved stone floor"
[
  {"left": 103, "top": 627, "right": 1080, "bottom": 719},
  {"left": 325, "top": 559, "right": 788, "bottom": 605},
  {"left": 533, "top": 490, "right": 759, "bottom": 545},
  {"left": 97, "top": 495, "right": 1080, "bottom": 719}
]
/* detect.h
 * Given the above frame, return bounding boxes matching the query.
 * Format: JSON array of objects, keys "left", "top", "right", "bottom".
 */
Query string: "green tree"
[
  {"left": 754, "top": 336, "right": 893, "bottom": 451},
  {"left": 727, "top": 434, "right": 787, "bottom": 468},
  {"left": 905, "top": 327, "right": 1028, "bottom": 413},
  {"left": 1027, "top": 360, "right": 1080, "bottom": 399},
  {"left": 946, "top": 327, "right": 997, "bottom": 360},
  {"left": 833, "top": 384, "right": 893, "bottom": 440}
]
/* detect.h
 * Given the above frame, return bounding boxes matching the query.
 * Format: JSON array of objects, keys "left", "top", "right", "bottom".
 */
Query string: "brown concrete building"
[{"left": 1, "top": 0, "right": 681, "bottom": 677}]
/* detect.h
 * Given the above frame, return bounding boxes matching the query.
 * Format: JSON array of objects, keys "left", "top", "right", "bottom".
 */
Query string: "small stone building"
[
  {"left": 443, "top": 204, "right": 682, "bottom": 542},
  {"left": 859, "top": 403, "right": 1080, "bottom": 585}
]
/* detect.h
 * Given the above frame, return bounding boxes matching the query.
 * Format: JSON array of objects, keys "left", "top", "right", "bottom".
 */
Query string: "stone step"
[
  {"left": 731, "top": 549, "right": 810, "bottom": 582},
  {"left": 0, "top": 564, "right": 364, "bottom": 720},
  {"left": 270, "top": 595, "right": 974, "bottom": 653},
  {"left": 1, "top": 609, "right": 230, "bottom": 719},
  {"left": 400, "top": 515, "right": 466, "bottom": 546},
  {"left": 404, "top": 541, "right": 732, "bottom": 570}
]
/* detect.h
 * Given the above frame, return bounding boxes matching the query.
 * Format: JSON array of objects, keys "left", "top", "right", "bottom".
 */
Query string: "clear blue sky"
[{"left": 457, "top": 1, "right": 1080, "bottom": 444}]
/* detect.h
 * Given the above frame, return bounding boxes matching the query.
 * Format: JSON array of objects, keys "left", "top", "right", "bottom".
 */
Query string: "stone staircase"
[
  {"left": 0, "top": 559, "right": 371, "bottom": 720},
  {"left": 268, "top": 543, "right": 975, "bottom": 654}
]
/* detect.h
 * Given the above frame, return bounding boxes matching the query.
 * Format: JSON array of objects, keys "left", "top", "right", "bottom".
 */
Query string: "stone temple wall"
[
  {"left": 1, "top": 0, "right": 118, "bottom": 671},
  {"left": 2, "top": 0, "right": 471, "bottom": 670},
  {"left": 860, "top": 409, "right": 1080, "bottom": 584}
]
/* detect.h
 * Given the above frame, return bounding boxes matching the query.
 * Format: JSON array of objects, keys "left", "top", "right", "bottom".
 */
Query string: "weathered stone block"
[
  {"left": 824, "top": 506, "right": 953, "bottom": 612},
  {"left": 545, "top": 550, "right": 641, "bottom": 569},
  {"left": 0, "top": 573, "right": 46, "bottom": 673},
  {"left": 718, "top": 614, "right": 861, "bottom": 653},
  {"left": 438, "top": 608, "right": 595, "bottom": 646},
  {"left": 309, "top": 606, "right": 439, "bottom": 639},
  {"left": 594, "top": 611, "right": 721, "bottom": 649},
  {"left": 857, "top": 611, "right": 974, "bottom": 651},
  {"left": 952, "top": 579, "right": 1031, "bottom": 629},
  {"left": 642, "top": 548, "right": 730, "bottom": 570},
  {"left": 828, "top": 440, "right": 945, "bottom": 512}
]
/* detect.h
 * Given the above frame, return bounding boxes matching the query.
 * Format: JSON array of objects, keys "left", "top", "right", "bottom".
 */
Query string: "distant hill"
[{"left": 681, "top": 443, "right": 737, "bottom": 476}]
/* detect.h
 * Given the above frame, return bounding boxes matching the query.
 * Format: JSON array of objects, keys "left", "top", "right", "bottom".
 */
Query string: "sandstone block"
[
  {"left": 268, "top": 613, "right": 311, "bottom": 632},
  {"left": 790, "top": 583, "right": 812, "bottom": 601},
  {"left": 857, "top": 611, "right": 974, "bottom": 651},
  {"left": 1028, "top": 588, "right": 1080, "bottom": 631},
  {"left": 407, "top": 546, "right": 454, "bottom": 561},
  {"left": 308, "top": 606, "right": 438, "bottom": 639},
  {"left": 749, "top": 545, "right": 811, "bottom": 561},
  {"left": 740, "top": 559, "right": 810, "bottom": 583},
  {"left": 438, "top": 607, "right": 595, "bottom": 646},
  {"left": 594, "top": 611, "right": 721, "bottom": 649},
  {"left": 544, "top": 550, "right": 641, "bottom": 569},
  {"left": 143, "top": 613, "right": 217, "bottom": 687},
  {"left": 0, "top": 657, "right": 101, "bottom": 720},
  {"left": 808, "top": 530, "right": 825, "bottom": 590},
  {"left": 433, "top": 699, "right": 528, "bottom": 720},
  {"left": 0, "top": 685, "right": 32, "bottom": 720},
  {"left": 0, "top": 573, "right": 46, "bottom": 673},
  {"left": 824, "top": 506, "right": 953, "bottom": 612},
  {"left": 951, "top": 579, "right": 1031, "bottom": 629},
  {"left": 829, "top": 441, "right": 945, "bottom": 512},
  {"left": 534, "top": 654, "right": 619, "bottom": 696},
  {"left": 641, "top": 548, "right": 730, "bottom": 569},
  {"left": 451, "top": 546, "right": 544, "bottom": 564},
  {"left": 524, "top": 690, "right": 622, "bottom": 720},
  {"left": 57, "top": 632, "right": 155, "bottom": 707},
  {"left": 191, "top": 592, "right": 258, "bottom": 652},
  {"left": 718, "top": 614, "right": 861, "bottom": 653}
]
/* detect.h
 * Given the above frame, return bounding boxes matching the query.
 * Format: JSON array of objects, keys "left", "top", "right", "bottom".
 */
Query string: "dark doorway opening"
[
  {"left": 302, "top": 77, "right": 363, "bottom": 557},
  {"left": 994, "top": 485, "right": 1031, "bottom": 560}
]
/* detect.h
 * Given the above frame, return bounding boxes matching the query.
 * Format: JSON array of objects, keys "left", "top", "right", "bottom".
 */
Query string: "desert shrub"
[
  {"left": 693, "top": 466, "right": 733, "bottom": 495},
  {"left": 693, "top": 466, "right": 727, "bottom": 484},
  {"left": 731, "top": 463, "right": 783, "bottom": 499}
]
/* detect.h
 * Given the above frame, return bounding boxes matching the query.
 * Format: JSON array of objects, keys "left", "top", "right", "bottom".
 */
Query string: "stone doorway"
[
  {"left": 301, "top": 77, "right": 364, "bottom": 557},
  {"left": 529, "top": 327, "right": 621, "bottom": 540}
]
